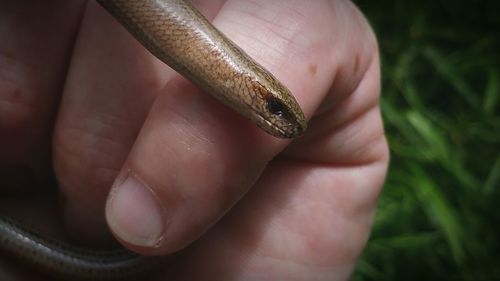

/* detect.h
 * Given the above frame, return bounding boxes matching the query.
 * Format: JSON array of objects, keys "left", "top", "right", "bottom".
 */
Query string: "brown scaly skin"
[{"left": 98, "top": 0, "right": 307, "bottom": 138}]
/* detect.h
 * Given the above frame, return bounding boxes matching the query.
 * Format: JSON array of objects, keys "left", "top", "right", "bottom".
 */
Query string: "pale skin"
[{"left": 0, "top": 0, "right": 388, "bottom": 280}]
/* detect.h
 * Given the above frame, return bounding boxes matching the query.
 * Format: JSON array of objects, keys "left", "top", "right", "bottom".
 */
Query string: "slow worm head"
[{"left": 98, "top": 0, "right": 307, "bottom": 138}]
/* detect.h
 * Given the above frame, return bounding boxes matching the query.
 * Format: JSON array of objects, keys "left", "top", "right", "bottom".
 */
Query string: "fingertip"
[{"left": 106, "top": 173, "right": 166, "bottom": 251}]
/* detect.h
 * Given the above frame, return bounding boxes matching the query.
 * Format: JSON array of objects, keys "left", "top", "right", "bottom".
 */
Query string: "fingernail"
[{"left": 106, "top": 174, "right": 164, "bottom": 248}]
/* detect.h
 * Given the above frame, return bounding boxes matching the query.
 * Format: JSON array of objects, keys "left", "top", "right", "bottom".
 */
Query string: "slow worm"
[{"left": 0, "top": 0, "right": 307, "bottom": 279}]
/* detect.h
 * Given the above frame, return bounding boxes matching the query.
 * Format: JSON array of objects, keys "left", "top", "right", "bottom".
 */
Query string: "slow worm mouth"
[
  {"left": 253, "top": 111, "right": 293, "bottom": 138},
  {"left": 264, "top": 119, "right": 288, "bottom": 137}
]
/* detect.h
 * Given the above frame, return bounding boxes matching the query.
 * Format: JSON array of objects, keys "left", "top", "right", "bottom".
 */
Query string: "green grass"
[{"left": 353, "top": 1, "right": 500, "bottom": 280}]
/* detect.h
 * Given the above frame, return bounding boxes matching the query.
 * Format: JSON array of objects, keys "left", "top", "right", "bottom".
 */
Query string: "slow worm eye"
[{"left": 266, "top": 98, "right": 286, "bottom": 117}]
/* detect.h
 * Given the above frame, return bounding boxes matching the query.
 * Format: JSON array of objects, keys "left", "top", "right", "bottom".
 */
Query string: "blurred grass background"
[{"left": 352, "top": 1, "right": 499, "bottom": 280}]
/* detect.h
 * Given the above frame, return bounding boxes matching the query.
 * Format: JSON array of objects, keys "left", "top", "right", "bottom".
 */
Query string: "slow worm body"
[{"left": 0, "top": 0, "right": 307, "bottom": 279}]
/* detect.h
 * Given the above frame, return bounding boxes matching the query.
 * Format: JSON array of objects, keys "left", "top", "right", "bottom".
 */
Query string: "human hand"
[{"left": 0, "top": 0, "right": 388, "bottom": 280}]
